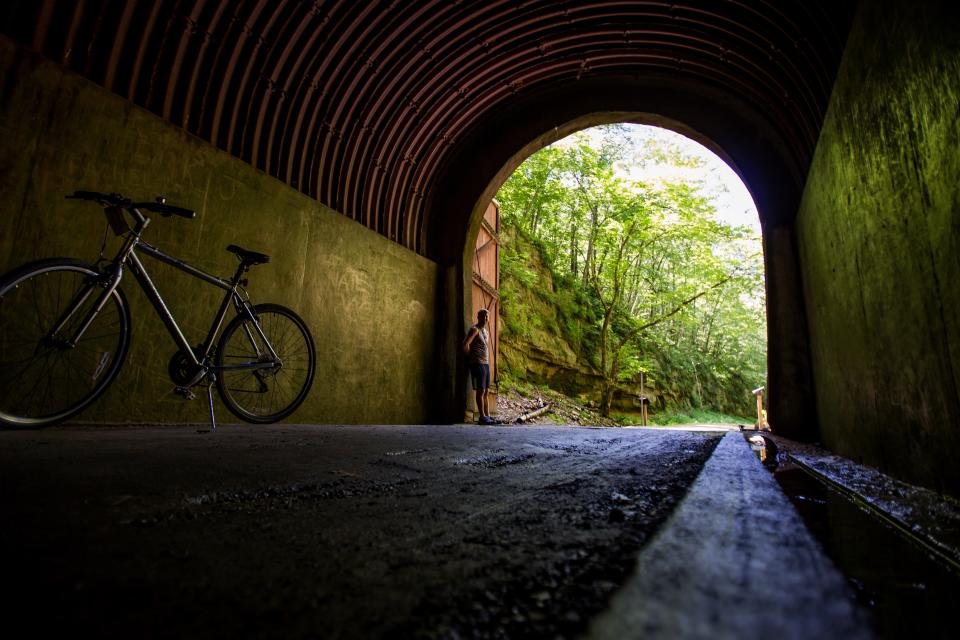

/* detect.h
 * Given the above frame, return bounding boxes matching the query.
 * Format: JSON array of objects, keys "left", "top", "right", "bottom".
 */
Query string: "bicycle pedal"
[{"left": 173, "top": 386, "right": 197, "bottom": 400}]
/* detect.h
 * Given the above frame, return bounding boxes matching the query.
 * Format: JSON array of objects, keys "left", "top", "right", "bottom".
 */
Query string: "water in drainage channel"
[{"left": 747, "top": 434, "right": 958, "bottom": 639}]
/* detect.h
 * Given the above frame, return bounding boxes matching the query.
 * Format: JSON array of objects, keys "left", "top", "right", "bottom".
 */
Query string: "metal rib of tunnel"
[{"left": 0, "top": 0, "right": 855, "bottom": 257}]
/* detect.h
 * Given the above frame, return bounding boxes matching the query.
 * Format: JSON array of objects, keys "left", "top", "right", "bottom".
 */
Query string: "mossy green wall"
[
  {"left": 0, "top": 38, "right": 438, "bottom": 425},
  {"left": 797, "top": 1, "right": 960, "bottom": 494}
]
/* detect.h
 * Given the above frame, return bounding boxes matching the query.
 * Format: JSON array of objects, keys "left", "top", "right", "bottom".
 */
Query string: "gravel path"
[{"left": 0, "top": 423, "right": 720, "bottom": 639}]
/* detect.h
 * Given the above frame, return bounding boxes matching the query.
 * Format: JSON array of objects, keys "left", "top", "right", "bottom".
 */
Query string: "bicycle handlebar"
[
  {"left": 67, "top": 190, "right": 129, "bottom": 206},
  {"left": 67, "top": 191, "right": 197, "bottom": 219},
  {"left": 133, "top": 200, "right": 197, "bottom": 219}
]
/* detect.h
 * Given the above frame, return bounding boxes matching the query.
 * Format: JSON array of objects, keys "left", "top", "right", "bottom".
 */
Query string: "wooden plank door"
[{"left": 471, "top": 201, "right": 500, "bottom": 412}]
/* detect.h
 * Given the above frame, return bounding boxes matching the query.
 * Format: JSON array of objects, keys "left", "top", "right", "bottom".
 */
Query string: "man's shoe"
[{"left": 481, "top": 416, "right": 496, "bottom": 424}]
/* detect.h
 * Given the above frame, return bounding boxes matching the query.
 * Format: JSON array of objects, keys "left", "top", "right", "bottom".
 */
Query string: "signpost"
[{"left": 752, "top": 386, "right": 766, "bottom": 431}]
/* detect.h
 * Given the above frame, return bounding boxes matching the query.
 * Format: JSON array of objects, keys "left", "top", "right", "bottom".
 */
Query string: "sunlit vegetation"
[
  {"left": 495, "top": 124, "right": 766, "bottom": 420},
  {"left": 617, "top": 408, "right": 756, "bottom": 427}
]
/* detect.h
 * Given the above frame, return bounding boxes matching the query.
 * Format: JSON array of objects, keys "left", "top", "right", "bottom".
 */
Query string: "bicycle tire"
[
  {"left": 215, "top": 303, "right": 316, "bottom": 423},
  {"left": 0, "top": 258, "right": 131, "bottom": 428}
]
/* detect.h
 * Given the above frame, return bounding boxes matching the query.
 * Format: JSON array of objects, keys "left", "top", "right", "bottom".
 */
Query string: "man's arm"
[{"left": 462, "top": 327, "right": 478, "bottom": 354}]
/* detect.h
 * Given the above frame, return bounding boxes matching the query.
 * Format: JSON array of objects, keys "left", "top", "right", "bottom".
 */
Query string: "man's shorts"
[{"left": 469, "top": 363, "right": 490, "bottom": 390}]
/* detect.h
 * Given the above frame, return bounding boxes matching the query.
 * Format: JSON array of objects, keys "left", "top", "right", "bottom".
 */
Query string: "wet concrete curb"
[
  {"left": 767, "top": 436, "right": 960, "bottom": 576},
  {"left": 587, "top": 431, "right": 874, "bottom": 640}
]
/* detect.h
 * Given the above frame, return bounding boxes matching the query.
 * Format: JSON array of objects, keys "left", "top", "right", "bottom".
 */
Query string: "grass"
[
  {"left": 501, "top": 373, "right": 756, "bottom": 428},
  {"left": 615, "top": 408, "right": 755, "bottom": 427}
]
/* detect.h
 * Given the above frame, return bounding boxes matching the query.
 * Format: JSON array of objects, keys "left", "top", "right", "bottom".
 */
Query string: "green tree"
[{"left": 496, "top": 125, "right": 766, "bottom": 418}]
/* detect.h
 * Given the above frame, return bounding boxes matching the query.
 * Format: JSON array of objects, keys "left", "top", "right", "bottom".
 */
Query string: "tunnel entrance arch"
[
  {"left": 430, "top": 87, "right": 815, "bottom": 440},
  {"left": 459, "top": 115, "right": 763, "bottom": 422}
]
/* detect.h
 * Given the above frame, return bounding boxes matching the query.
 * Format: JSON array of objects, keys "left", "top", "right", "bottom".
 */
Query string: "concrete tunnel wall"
[
  {"left": 0, "top": 38, "right": 439, "bottom": 425},
  {"left": 797, "top": 0, "right": 960, "bottom": 495}
]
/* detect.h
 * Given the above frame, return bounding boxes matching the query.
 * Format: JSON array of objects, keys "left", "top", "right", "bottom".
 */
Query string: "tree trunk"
[
  {"left": 581, "top": 203, "right": 599, "bottom": 288},
  {"left": 569, "top": 221, "right": 578, "bottom": 279},
  {"left": 600, "top": 382, "right": 615, "bottom": 417},
  {"left": 598, "top": 304, "right": 613, "bottom": 415},
  {"left": 581, "top": 233, "right": 594, "bottom": 288}
]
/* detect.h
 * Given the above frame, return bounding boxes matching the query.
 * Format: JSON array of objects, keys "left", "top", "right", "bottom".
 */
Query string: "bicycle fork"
[{"left": 46, "top": 265, "right": 125, "bottom": 348}]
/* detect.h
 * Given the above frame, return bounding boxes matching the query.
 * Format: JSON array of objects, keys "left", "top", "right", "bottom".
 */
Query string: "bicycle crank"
[{"left": 168, "top": 348, "right": 206, "bottom": 387}]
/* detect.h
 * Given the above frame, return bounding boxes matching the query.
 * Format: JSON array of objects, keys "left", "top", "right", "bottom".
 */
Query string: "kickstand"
[{"left": 206, "top": 377, "right": 217, "bottom": 431}]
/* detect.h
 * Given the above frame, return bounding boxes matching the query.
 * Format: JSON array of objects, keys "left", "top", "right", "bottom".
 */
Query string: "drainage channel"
[{"left": 747, "top": 434, "right": 957, "bottom": 639}]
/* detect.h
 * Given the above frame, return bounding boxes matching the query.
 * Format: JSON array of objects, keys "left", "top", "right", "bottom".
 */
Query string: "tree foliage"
[{"left": 496, "top": 126, "right": 766, "bottom": 417}]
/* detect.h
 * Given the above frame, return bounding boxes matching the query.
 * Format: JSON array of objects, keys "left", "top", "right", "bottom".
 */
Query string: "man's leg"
[
  {"left": 482, "top": 363, "right": 493, "bottom": 419},
  {"left": 475, "top": 389, "right": 486, "bottom": 419},
  {"left": 480, "top": 389, "right": 489, "bottom": 418},
  {"left": 470, "top": 364, "right": 483, "bottom": 422}
]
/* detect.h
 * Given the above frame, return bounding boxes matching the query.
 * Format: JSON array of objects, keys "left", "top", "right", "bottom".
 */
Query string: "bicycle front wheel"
[
  {"left": 0, "top": 258, "right": 131, "bottom": 428},
  {"left": 215, "top": 303, "right": 316, "bottom": 423}
]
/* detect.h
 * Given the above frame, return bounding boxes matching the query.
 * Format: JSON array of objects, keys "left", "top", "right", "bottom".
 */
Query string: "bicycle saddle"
[{"left": 226, "top": 244, "right": 271, "bottom": 265}]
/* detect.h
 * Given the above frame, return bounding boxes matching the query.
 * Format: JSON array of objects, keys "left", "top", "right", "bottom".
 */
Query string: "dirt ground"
[
  {"left": 0, "top": 424, "right": 720, "bottom": 639},
  {"left": 495, "top": 386, "right": 620, "bottom": 427}
]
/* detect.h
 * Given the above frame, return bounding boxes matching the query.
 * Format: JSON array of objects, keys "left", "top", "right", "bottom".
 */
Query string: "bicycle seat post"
[{"left": 229, "top": 260, "right": 249, "bottom": 287}]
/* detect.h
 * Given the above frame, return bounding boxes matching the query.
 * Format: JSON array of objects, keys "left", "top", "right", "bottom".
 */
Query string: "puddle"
[{"left": 753, "top": 437, "right": 958, "bottom": 639}]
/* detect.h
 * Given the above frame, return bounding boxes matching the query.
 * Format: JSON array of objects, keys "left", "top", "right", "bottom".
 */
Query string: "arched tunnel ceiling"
[{"left": 1, "top": 1, "right": 856, "bottom": 259}]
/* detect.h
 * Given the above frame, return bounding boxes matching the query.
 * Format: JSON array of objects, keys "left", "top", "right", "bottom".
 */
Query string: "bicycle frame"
[
  {"left": 128, "top": 243, "right": 250, "bottom": 366},
  {"left": 61, "top": 204, "right": 280, "bottom": 379}
]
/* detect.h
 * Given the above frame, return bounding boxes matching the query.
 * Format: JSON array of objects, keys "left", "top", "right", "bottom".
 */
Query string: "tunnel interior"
[
  {"left": 0, "top": 0, "right": 853, "bottom": 252},
  {"left": 1, "top": 1, "right": 958, "bottom": 496}
]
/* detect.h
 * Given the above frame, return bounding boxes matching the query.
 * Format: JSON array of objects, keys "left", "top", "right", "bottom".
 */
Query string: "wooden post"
[
  {"left": 752, "top": 386, "right": 765, "bottom": 431},
  {"left": 640, "top": 373, "right": 647, "bottom": 426}
]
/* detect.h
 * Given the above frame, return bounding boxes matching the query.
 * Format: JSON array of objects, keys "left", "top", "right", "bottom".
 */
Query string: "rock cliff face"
[
  {"left": 499, "top": 337, "right": 668, "bottom": 414},
  {"left": 499, "top": 339, "right": 601, "bottom": 397},
  {"left": 497, "top": 227, "right": 667, "bottom": 414}
]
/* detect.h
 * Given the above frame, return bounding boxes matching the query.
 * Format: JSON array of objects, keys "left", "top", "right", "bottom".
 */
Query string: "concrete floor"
[{"left": 0, "top": 424, "right": 871, "bottom": 638}]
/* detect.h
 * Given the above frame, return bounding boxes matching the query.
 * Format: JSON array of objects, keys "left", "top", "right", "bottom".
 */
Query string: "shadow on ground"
[{"left": 0, "top": 424, "right": 720, "bottom": 639}]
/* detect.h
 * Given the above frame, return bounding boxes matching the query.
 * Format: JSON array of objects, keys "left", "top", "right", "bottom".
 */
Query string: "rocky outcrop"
[
  {"left": 498, "top": 226, "right": 680, "bottom": 415},
  {"left": 499, "top": 339, "right": 601, "bottom": 397},
  {"left": 499, "top": 336, "right": 672, "bottom": 413}
]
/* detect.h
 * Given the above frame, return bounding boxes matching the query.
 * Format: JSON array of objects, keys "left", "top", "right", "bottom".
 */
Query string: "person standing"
[{"left": 463, "top": 308, "right": 493, "bottom": 424}]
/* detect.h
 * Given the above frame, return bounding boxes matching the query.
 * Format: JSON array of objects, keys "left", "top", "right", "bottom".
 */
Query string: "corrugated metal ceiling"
[{"left": 1, "top": 0, "right": 856, "bottom": 257}]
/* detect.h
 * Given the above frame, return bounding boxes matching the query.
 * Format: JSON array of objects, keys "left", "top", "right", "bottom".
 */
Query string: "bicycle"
[{"left": 0, "top": 191, "right": 316, "bottom": 429}]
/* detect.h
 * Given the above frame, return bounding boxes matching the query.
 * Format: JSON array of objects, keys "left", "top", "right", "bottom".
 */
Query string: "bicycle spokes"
[
  {"left": 0, "top": 262, "right": 130, "bottom": 426},
  {"left": 215, "top": 304, "right": 315, "bottom": 423}
]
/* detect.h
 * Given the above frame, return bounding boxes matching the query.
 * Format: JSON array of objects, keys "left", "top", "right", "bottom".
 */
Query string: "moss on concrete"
[
  {"left": 797, "top": 1, "right": 960, "bottom": 495},
  {"left": 0, "top": 38, "right": 438, "bottom": 425}
]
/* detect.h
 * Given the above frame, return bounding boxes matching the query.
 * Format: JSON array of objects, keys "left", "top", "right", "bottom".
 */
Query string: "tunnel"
[{"left": 0, "top": 0, "right": 958, "bottom": 502}]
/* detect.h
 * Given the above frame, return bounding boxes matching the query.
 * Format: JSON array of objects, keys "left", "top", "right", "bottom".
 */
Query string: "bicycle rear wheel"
[
  {"left": 0, "top": 258, "right": 131, "bottom": 428},
  {"left": 215, "top": 303, "right": 316, "bottom": 423}
]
